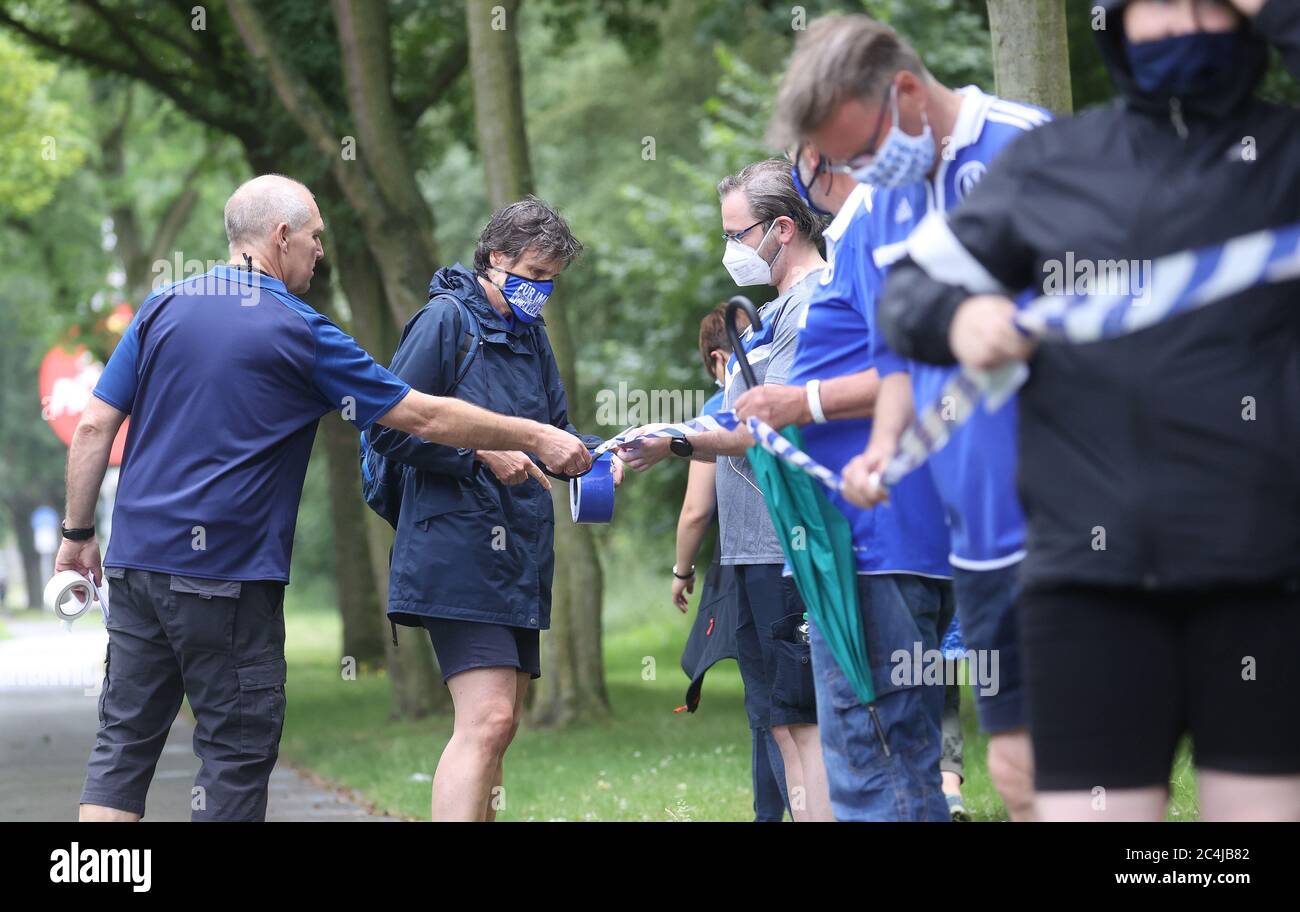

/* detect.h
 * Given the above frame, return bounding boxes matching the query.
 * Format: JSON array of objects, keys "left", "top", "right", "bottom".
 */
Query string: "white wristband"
[{"left": 806, "top": 379, "right": 828, "bottom": 424}]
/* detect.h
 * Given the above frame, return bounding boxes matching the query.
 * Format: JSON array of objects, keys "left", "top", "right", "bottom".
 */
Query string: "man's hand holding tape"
[
  {"left": 615, "top": 423, "right": 751, "bottom": 471},
  {"left": 733, "top": 369, "right": 881, "bottom": 430},
  {"left": 481, "top": 447, "right": 622, "bottom": 488}
]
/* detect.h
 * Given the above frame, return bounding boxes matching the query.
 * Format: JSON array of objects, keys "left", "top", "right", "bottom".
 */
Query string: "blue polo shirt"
[
  {"left": 788, "top": 188, "right": 951, "bottom": 579},
  {"left": 94, "top": 265, "right": 410, "bottom": 582},
  {"left": 872, "top": 87, "right": 1050, "bottom": 569}
]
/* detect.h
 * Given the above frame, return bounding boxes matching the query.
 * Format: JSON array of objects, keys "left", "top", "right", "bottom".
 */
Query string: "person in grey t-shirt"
[
  {"left": 715, "top": 272, "right": 817, "bottom": 566},
  {"left": 619, "top": 159, "right": 832, "bottom": 821}
]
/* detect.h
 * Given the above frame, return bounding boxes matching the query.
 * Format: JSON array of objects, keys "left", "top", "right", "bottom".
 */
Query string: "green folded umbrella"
[{"left": 748, "top": 425, "right": 875, "bottom": 706}]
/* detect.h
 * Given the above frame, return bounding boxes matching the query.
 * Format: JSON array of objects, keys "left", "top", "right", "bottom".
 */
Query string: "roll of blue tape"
[{"left": 571, "top": 452, "right": 616, "bottom": 524}]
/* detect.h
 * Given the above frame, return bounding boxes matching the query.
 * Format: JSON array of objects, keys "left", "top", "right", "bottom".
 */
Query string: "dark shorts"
[
  {"left": 952, "top": 562, "right": 1025, "bottom": 733},
  {"left": 421, "top": 617, "right": 541, "bottom": 683},
  {"left": 82, "top": 568, "right": 286, "bottom": 822},
  {"left": 1020, "top": 580, "right": 1300, "bottom": 791},
  {"left": 733, "top": 563, "right": 818, "bottom": 729}
]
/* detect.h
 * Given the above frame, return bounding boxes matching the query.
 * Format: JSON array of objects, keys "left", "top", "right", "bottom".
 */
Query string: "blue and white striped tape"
[
  {"left": 881, "top": 222, "right": 1300, "bottom": 488},
  {"left": 599, "top": 410, "right": 845, "bottom": 493}
]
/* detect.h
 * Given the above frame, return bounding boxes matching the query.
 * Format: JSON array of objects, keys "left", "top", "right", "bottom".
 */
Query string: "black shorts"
[
  {"left": 952, "top": 563, "right": 1024, "bottom": 733},
  {"left": 1020, "top": 580, "right": 1300, "bottom": 791},
  {"left": 420, "top": 617, "right": 541, "bottom": 683}
]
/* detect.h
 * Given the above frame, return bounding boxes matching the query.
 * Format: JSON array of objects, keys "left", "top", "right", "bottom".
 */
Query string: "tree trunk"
[
  {"left": 226, "top": 0, "right": 439, "bottom": 328},
  {"left": 466, "top": 0, "right": 609, "bottom": 727},
  {"left": 986, "top": 0, "right": 1074, "bottom": 114},
  {"left": 4, "top": 499, "right": 45, "bottom": 611},
  {"left": 364, "top": 509, "right": 449, "bottom": 719},
  {"left": 330, "top": 210, "right": 449, "bottom": 718},
  {"left": 297, "top": 259, "right": 388, "bottom": 668},
  {"left": 321, "top": 413, "right": 389, "bottom": 667},
  {"left": 96, "top": 85, "right": 208, "bottom": 302}
]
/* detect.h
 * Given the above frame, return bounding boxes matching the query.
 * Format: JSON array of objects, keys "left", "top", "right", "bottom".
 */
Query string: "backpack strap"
[
  {"left": 448, "top": 296, "right": 481, "bottom": 395},
  {"left": 426, "top": 293, "right": 482, "bottom": 396}
]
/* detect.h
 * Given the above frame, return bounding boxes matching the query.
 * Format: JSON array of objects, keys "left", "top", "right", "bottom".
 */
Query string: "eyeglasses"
[
  {"left": 841, "top": 81, "right": 897, "bottom": 171},
  {"left": 798, "top": 80, "right": 896, "bottom": 178},
  {"left": 791, "top": 143, "right": 831, "bottom": 191},
  {"left": 722, "top": 220, "right": 769, "bottom": 245}
]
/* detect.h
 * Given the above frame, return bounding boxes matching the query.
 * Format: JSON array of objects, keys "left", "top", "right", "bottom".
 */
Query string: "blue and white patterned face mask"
[
  {"left": 492, "top": 269, "right": 553, "bottom": 323},
  {"left": 851, "top": 84, "right": 934, "bottom": 190}
]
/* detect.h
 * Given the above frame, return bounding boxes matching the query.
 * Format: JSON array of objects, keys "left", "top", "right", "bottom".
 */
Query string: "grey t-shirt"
[{"left": 717, "top": 270, "right": 823, "bottom": 565}]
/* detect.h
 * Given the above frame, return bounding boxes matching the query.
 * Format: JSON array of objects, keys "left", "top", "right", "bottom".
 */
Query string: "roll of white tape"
[{"left": 43, "top": 570, "right": 106, "bottom": 624}]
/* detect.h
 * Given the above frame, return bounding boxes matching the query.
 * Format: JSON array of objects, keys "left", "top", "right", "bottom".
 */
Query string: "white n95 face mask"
[
  {"left": 851, "top": 84, "right": 935, "bottom": 190},
  {"left": 723, "top": 221, "right": 782, "bottom": 287}
]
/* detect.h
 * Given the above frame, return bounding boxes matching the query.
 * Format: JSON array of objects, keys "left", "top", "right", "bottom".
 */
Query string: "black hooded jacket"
[{"left": 879, "top": 0, "right": 1300, "bottom": 591}]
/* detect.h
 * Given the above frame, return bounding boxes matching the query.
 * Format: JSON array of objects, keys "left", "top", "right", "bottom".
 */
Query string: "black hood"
[
  {"left": 1094, "top": 0, "right": 1270, "bottom": 118},
  {"left": 429, "top": 262, "right": 536, "bottom": 332}
]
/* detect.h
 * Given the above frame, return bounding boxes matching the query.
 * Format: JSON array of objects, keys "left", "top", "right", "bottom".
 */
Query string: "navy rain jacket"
[{"left": 370, "top": 263, "right": 600, "bottom": 630}]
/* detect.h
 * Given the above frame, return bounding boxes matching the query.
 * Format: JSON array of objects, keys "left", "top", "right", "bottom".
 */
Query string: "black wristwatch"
[
  {"left": 61, "top": 522, "right": 95, "bottom": 541},
  {"left": 669, "top": 437, "right": 694, "bottom": 458},
  {"left": 672, "top": 565, "right": 696, "bottom": 580}
]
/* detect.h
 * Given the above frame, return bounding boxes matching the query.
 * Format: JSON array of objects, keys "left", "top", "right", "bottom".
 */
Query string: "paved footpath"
[{"left": 0, "top": 613, "right": 398, "bottom": 822}]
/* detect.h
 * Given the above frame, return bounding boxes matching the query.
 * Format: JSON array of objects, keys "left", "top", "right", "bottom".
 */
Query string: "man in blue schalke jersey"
[
  {"left": 741, "top": 14, "right": 1050, "bottom": 820},
  {"left": 779, "top": 16, "right": 1050, "bottom": 820},
  {"left": 58, "top": 175, "right": 591, "bottom": 822}
]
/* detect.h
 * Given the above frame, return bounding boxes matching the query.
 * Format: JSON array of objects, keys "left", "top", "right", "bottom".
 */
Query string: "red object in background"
[{"left": 39, "top": 303, "right": 134, "bottom": 466}]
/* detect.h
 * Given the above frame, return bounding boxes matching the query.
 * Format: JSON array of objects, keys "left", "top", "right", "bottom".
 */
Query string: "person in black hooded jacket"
[{"left": 859, "top": 0, "right": 1300, "bottom": 821}]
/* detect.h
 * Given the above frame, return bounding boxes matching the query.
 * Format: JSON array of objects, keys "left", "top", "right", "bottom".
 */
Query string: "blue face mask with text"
[{"left": 495, "top": 270, "right": 553, "bottom": 323}]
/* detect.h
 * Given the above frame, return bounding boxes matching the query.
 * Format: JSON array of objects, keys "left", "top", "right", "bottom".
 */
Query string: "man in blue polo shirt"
[
  {"left": 56, "top": 174, "right": 590, "bottom": 822},
  {"left": 734, "top": 18, "right": 961, "bottom": 822},
  {"left": 758, "top": 16, "right": 1050, "bottom": 821}
]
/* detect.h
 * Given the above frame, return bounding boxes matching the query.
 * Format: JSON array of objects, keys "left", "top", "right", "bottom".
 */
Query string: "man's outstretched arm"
[{"left": 375, "top": 389, "right": 591, "bottom": 477}]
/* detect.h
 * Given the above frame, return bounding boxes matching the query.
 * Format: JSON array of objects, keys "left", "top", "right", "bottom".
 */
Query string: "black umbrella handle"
[{"left": 725, "top": 295, "right": 762, "bottom": 389}]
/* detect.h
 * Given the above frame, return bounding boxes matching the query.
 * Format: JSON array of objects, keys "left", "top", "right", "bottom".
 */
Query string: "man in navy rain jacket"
[{"left": 370, "top": 197, "right": 619, "bottom": 821}]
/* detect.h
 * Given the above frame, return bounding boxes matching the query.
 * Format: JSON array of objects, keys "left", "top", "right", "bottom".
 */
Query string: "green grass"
[{"left": 277, "top": 590, "right": 1200, "bottom": 821}]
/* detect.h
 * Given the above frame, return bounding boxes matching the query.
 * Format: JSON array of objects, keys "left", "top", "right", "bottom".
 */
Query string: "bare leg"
[
  {"left": 987, "top": 729, "right": 1035, "bottom": 821},
  {"left": 1036, "top": 786, "right": 1167, "bottom": 822},
  {"left": 484, "top": 671, "right": 531, "bottom": 822},
  {"left": 430, "top": 667, "right": 518, "bottom": 822},
  {"left": 940, "top": 681, "right": 964, "bottom": 795},
  {"left": 78, "top": 804, "right": 141, "bottom": 822},
  {"left": 787, "top": 723, "right": 833, "bottom": 821},
  {"left": 1198, "top": 769, "right": 1300, "bottom": 822},
  {"left": 770, "top": 724, "right": 810, "bottom": 820}
]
